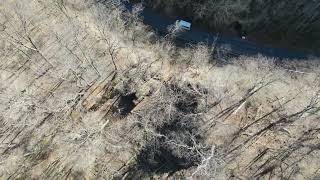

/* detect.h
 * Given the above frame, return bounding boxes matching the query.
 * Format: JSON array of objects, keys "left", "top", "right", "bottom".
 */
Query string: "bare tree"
[{"left": 165, "top": 20, "right": 183, "bottom": 40}]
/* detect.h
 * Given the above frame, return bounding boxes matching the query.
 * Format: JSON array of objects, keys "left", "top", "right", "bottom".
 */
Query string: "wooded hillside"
[{"left": 0, "top": 0, "right": 320, "bottom": 179}]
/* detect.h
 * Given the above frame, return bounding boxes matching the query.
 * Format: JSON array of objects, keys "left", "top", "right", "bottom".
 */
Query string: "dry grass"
[{"left": 0, "top": 0, "right": 320, "bottom": 179}]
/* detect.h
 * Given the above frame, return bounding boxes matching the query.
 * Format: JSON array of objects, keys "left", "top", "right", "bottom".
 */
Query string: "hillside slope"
[{"left": 0, "top": 0, "right": 320, "bottom": 179}]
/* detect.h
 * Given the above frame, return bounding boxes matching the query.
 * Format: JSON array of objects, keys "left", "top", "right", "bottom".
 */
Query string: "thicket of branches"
[{"left": 0, "top": 0, "right": 320, "bottom": 179}]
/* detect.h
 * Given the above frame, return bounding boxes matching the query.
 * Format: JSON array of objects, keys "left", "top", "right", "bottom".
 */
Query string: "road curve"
[{"left": 123, "top": 2, "right": 316, "bottom": 60}]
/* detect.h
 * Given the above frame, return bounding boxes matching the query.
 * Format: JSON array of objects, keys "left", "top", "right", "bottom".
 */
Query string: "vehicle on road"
[
  {"left": 177, "top": 20, "right": 191, "bottom": 30},
  {"left": 122, "top": 1, "right": 313, "bottom": 59}
]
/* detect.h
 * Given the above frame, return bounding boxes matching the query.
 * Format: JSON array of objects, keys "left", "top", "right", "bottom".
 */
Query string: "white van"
[{"left": 177, "top": 20, "right": 191, "bottom": 30}]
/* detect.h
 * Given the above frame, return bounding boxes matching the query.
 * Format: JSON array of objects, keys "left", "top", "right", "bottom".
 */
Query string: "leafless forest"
[{"left": 0, "top": 0, "right": 320, "bottom": 179}]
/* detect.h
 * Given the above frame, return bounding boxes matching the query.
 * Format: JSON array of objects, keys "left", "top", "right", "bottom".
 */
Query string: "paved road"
[{"left": 123, "top": 2, "right": 315, "bottom": 60}]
